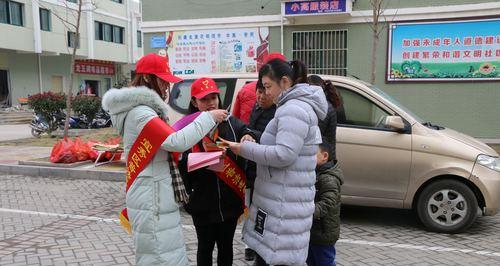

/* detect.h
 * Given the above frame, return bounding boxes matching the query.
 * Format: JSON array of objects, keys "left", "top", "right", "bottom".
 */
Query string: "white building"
[{"left": 0, "top": 0, "right": 143, "bottom": 106}]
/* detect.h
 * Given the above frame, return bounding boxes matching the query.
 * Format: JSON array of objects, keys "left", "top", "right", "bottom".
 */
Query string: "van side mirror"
[{"left": 385, "top": 116, "right": 405, "bottom": 131}]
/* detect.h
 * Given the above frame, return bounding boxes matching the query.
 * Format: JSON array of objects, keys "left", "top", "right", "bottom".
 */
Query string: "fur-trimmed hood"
[{"left": 102, "top": 86, "right": 169, "bottom": 134}]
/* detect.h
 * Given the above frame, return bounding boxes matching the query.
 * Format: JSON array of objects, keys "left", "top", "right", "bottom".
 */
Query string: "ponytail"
[
  {"left": 290, "top": 60, "right": 308, "bottom": 85},
  {"left": 307, "top": 74, "right": 341, "bottom": 108},
  {"left": 323, "top": 80, "right": 341, "bottom": 109},
  {"left": 258, "top": 59, "right": 309, "bottom": 86}
]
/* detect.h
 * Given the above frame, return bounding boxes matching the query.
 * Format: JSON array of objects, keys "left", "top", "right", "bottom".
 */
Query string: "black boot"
[{"left": 245, "top": 248, "right": 256, "bottom": 261}]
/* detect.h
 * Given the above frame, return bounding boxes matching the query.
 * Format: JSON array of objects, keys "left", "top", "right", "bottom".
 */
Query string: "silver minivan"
[{"left": 168, "top": 74, "right": 500, "bottom": 233}]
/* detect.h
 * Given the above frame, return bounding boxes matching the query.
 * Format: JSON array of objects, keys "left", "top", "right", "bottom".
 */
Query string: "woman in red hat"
[
  {"left": 178, "top": 77, "right": 256, "bottom": 266},
  {"left": 102, "top": 54, "right": 228, "bottom": 266}
]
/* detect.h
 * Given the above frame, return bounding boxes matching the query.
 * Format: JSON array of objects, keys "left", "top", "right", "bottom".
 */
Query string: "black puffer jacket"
[
  {"left": 245, "top": 103, "right": 276, "bottom": 188},
  {"left": 179, "top": 116, "right": 254, "bottom": 226}
]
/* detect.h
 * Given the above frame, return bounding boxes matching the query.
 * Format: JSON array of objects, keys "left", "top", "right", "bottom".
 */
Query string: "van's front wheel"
[{"left": 417, "top": 179, "right": 478, "bottom": 233}]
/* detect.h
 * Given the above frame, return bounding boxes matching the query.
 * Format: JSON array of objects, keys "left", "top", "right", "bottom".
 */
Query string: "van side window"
[
  {"left": 169, "top": 78, "right": 235, "bottom": 114},
  {"left": 336, "top": 87, "right": 390, "bottom": 129}
]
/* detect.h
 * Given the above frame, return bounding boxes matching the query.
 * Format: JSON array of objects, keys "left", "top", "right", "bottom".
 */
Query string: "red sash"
[
  {"left": 119, "top": 117, "right": 175, "bottom": 234},
  {"left": 193, "top": 130, "right": 246, "bottom": 202}
]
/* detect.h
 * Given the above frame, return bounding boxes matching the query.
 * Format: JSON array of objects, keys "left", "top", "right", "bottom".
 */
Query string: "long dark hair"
[
  {"left": 307, "top": 75, "right": 341, "bottom": 108},
  {"left": 258, "top": 59, "right": 308, "bottom": 86},
  {"left": 130, "top": 74, "right": 166, "bottom": 100}
]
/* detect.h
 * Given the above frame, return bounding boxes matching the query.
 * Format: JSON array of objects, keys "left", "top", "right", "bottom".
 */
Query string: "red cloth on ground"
[{"left": 232, "top": 81, "right": 257, "bottom": 124}]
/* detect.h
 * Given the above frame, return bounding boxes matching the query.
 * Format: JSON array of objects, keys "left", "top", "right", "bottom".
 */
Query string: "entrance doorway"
[
  {"left": 84, "top": 80, "right": 99, "bottom": 96},
  {"left": 51, "top": 75, "right": 63, "bottom": 93},
  {"left": 0, "top": 70, "right": 10, "bottom": 107}
]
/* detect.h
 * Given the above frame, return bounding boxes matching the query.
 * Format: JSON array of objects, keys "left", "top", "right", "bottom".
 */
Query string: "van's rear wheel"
[{"left": 417, "top": 179, "right": 478, "bottom": 233}]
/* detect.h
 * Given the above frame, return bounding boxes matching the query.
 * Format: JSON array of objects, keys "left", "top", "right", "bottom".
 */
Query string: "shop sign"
[
  {"left": 387, "top": 18, "right": 500, "bottom": 82},
  {"left": 163, "top": 27, "right": 269, "bottom": 75},
  {"left": 74, "top": 60, "right": 115, "bottom": 76},
  {"left": 150, "top": 36, "right": 166, "bottom": 48},
  {"left": 284, "top": 0, "right": 348, "bottom": 16}
]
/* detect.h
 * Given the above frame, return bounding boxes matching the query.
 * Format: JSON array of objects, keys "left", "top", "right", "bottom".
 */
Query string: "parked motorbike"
[{"left": 29, "top": 112, "right": 65, "bottom": 137}]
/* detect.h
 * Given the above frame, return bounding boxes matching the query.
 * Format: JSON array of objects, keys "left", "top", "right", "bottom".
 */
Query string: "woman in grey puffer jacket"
[{"left": 225, "top": 59, "right": 328, "bottom": 265}]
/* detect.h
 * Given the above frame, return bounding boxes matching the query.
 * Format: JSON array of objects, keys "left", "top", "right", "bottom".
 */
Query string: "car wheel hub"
[{"left": 427, "top": 189, "right": 467, "bottom": 226}]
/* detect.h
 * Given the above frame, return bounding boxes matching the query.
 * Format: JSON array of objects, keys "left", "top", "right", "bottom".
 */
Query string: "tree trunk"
[
  {"left": 370, "top": 0, "right": 379, "bottom": 85},
  {"left": 63, "top": 1, "right": 83, "bottom": 138}
]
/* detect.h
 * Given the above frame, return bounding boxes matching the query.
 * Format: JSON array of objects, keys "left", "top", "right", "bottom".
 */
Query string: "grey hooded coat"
[
  {"left": 102, "top": 86, "right": 216, "bottom": 266},
  {"left": 239, "top": 83, "right": 328, "bottom": 265}
]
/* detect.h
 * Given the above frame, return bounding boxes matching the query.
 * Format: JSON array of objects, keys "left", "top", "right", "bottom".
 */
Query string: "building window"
[
  {"left": 137, "top": 31, "right": 142, "bottom": 47},
  {"left": 66, "top": 0, "right": 77, "bottom": 3},
  {"left": 67, "top": 31, "right": 79, "bottom": 48},
  {"left": 113, "top": 26, "right": 123, "bottom": 44},
  {"left": 95, "top": 21, "right": 124, "bottom": 44},
  {"left": 39, "top": 8, "right": 50, "bottom": 31},
  {"left": 292, "top": 30, "right": 348, "bottom": 76},
  {"left": 0, "top": 0, "right": 23, "bottom": 26},
  {"left": 110, "top": 0, "right": 123, "bottom": 3}
]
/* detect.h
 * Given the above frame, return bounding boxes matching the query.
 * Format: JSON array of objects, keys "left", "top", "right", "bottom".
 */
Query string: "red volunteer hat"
[
  {"left": 191, "top": 77, "right": 220, "bottom": 99},
  {"left": 136, "top": 53, "right": 182, "bottom": 83},
  {"left": 264, "top": 52, "right": 287, "bottom": 63}
]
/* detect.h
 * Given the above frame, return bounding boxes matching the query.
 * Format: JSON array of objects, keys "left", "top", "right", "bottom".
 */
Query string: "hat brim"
[
  {"left": 192, "top": 90, "right": 220, "bottom": 99},
  {"left": 156, "top": 73, "right": 183, "bottom": 83}
]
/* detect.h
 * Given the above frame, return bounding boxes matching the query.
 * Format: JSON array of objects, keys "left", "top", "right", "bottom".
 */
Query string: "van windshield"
[{"left": 368, "top": 85, "right": 425, "bottom": 123}]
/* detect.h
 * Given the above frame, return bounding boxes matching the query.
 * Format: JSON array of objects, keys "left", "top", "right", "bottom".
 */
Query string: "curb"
[{"left": 0, "top": 164, "right": 124, "bottom": 182}]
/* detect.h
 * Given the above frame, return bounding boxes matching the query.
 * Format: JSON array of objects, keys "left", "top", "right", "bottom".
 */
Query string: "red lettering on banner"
[
  {"left": 300, "top": 2, "right": 309, "bottom": 11},
  {"left": 496, "top": 49, "right": 500, "bottom": 57},
  {"left": 474, "top": 36, "right": 483, "bottom": 45},
  {"left": 443, "top": 38, "right": 451, "bottom": 46},
  {"left": 422, "top": 51, "right": 430, "bottom": 59},
  {"left": 412, "top": 51, "right": 420, "bottom": 59},
  {"left": 463, "top": 37, "right": 472, "bottom": 46},
  {"left": 453, "top": 37, "right": 461, "bottom": 45},
  {"left": 442, "top": 51, "right": 451, "bottom": 58},
  {"left": 422, "top": 38, "right": 431, "bottom": 47},
  {"left": 473, "top": 50, "right": 482, "bottom": 58},
  {"left": 402, "top": 39, "right": 411, "bottom": 47},
  {"left": 432, "top": 51, "right": 440, "bottom": 58},
  {"left": 402, "top": 52, "right": 410, "bottom": 59},
  {"left": 433, "top": 38, "right": 441, "bottom": 46},
  {"left": 453, "top": 51, "right": 461, "bottom": 58},
  {"left": 412, "top": 39, "right": 421, "bottom": 47},
  {"left": 310, "top": 2, "right": 319, "bottom": 10},
  {"left": 496, "top": 36, "right": 500, "bottom": 44},
  {"left": 484, "top": 36, "right": 494, "bottom": 45},
  {"left": 463, "top": 50, "right": 471, "bottom": 58},
  {"left": 290, "top": 3, "right": 300, "bottom": 12},
  {"left": 484, "top": 50, "right": 493, "bottom": 57}
]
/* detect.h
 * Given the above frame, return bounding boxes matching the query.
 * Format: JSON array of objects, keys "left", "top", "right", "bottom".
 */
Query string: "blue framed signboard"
[
  {"left": 387, "top": 18, "right": 500, "bottom": 82},
  {"left": 284, "top": 0, "right": 348, "bottom": 16}
]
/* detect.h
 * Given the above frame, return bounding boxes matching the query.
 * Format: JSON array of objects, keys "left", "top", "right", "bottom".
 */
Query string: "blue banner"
[
  {"left": 388, "top": 18, "right": 500, "bottom": 81},
  {"left": 150, "top": 36, "right": 166, "bottom": 49},
  {"left": 285, "top": 0, "right": 346, "bottom": 15}
]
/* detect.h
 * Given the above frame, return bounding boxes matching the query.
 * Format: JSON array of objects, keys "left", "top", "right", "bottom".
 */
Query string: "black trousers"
[
  {"left": 194, "top": 219, "right": 238, "bottom": 266},
  {"left": 254, "top": 254, "right": 288, "bottom": 266}
]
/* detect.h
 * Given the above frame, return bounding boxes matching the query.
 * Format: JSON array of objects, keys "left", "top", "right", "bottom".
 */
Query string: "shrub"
[
  {"left": 28, "top": 91, "right": 66, "bottom": 124},
  {"left": 72, "top": 95, "right": 101, "bottom": 128}
]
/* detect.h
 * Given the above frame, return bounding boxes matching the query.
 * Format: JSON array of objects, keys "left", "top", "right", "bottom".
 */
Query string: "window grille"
[{"left": 292, "top": 30, "right": 348, "bottom": 76}]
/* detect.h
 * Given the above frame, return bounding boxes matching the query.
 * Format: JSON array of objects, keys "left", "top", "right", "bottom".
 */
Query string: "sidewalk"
[{"left": 0, "top": 124, "right": 32, "bottom": 141}]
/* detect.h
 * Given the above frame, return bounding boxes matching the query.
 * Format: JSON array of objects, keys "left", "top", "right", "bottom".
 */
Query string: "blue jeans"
[{"left": 307, "top": 244, "right": 336, "bottom": 266}]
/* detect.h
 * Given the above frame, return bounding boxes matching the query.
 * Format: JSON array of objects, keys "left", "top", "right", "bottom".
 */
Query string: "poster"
[
  {"left": 161, "top": 27, "right": 269, "bottom": 75},
  {"left": 387, "top": 18, "right": 500, "bottom": 82}
]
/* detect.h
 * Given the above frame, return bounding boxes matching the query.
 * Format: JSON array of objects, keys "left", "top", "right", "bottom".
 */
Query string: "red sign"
[{"left": 74, "top": 60, "right": 115, "bottom": 75}]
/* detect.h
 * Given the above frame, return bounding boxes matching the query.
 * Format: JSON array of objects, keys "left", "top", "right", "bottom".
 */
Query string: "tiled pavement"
[{"left": 1, "top": 174, "right": 500, "bottom": 265}]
